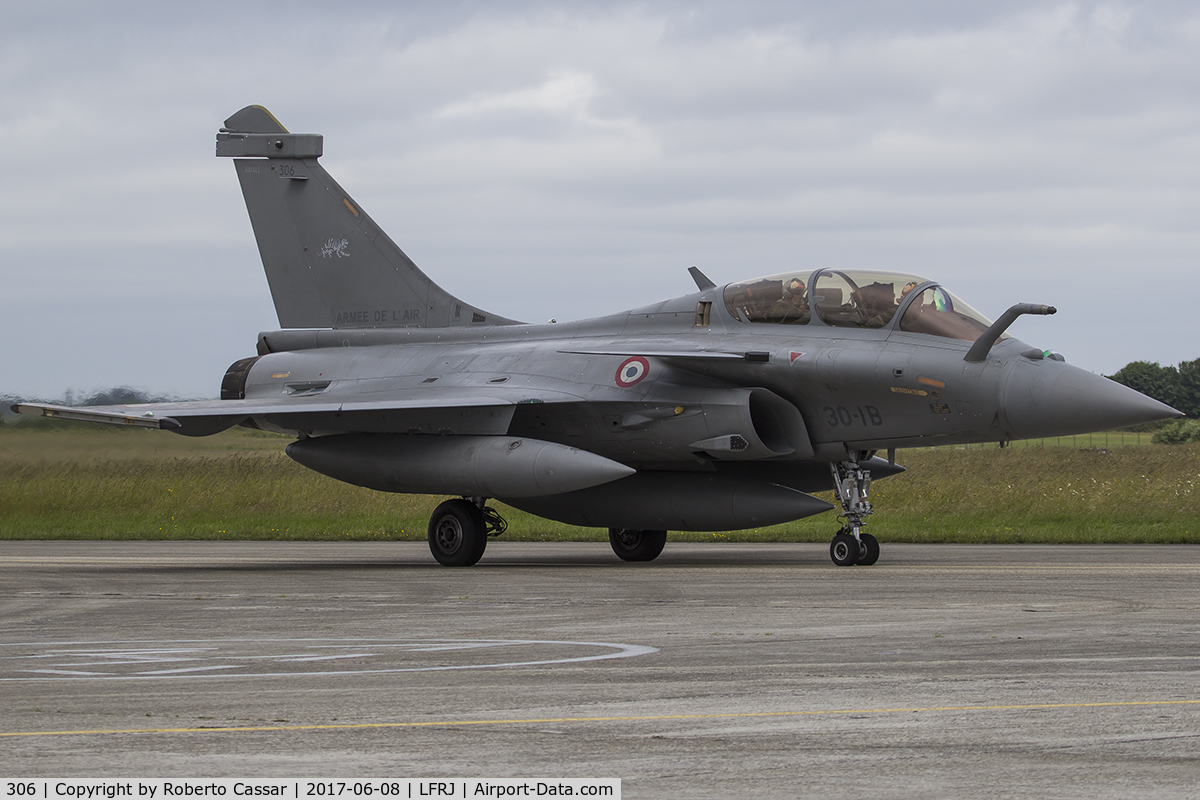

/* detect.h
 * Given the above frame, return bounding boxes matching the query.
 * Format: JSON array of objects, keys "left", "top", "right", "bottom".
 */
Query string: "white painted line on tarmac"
[
  {"left": 0, "top": 638, "right": 659, "bottom": 681},
  {"left": 274, "top": 653, "right": 378, "bottom": 662},
  {"left": 133, "top": 665, "right": 247, "bottom": 675}
]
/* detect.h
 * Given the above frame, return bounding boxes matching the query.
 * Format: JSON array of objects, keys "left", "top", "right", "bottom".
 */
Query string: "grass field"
[{"left": 2, "top": 423, "right": 1197, "bottom": 544}]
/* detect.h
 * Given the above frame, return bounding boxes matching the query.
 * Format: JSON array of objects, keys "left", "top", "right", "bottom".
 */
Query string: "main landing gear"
[
  {"left": 427, "top": 497, "right": 507, "bottom": 567},
  {"left": 829, "top": 458, "right": 880, "bottom": 567},
  {"left": 608, "top": 528, "right": 667, "bottom": 562}
]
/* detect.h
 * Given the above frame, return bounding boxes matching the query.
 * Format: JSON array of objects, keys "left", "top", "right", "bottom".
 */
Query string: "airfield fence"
[{"left": 967, "top": 430, "right": 1149, "bottom": 449}]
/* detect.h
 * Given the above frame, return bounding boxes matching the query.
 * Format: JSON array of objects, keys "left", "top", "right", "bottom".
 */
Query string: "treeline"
[{"left": 1106, "top": 359, "right": 1200, "bottom": 418}]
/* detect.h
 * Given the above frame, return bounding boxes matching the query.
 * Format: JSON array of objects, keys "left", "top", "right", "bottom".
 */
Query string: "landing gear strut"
[
  {"left": 829, "top": 458, "right": 879, "bottom": 567},
  {"left": 427, "top": 497, "right": 507, "bottom": 567}
]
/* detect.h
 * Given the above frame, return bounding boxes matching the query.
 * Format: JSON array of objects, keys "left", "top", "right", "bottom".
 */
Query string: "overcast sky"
[{"left": 2, "top": 1, "right": 1198, "bottom": 399}]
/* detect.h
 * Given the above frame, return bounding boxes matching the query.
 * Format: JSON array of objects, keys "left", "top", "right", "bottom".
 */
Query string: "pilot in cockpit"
[
  {"left": 862, "top": 280, "right": 920, "bottom": 328},
  {"left": 769, "top": 277, "right": 809, "bottom": 324}
]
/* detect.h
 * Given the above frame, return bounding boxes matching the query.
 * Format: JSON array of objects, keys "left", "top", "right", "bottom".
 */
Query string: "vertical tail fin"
[{"left": 216, "top": 105, "right": 519, "bottom": 330}]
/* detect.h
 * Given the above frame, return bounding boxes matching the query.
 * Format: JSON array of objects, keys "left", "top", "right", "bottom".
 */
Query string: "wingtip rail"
[{"left": 10, "top": 403, "right": 182, "bottom": 430}]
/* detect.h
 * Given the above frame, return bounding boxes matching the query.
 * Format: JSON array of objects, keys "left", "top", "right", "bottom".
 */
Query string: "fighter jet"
[{"left": 13, "top": 105, "right": 1181, "bottom": 567}]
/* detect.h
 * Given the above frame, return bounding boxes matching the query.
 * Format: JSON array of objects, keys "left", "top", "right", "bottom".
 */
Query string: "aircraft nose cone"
[{"left": 1002, "top": 361, "right": 1182, "bottom": 440}]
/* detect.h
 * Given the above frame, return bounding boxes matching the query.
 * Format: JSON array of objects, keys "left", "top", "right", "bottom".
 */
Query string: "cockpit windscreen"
[
  {"left": 723, "top": 270, "right": 925, "bottom": 328},
  {"left": 898, "top": 286, "right": 1001, "bottom": 342},
  {"left": 722, "top": 269, "right": 1001, "bottom": 343}
]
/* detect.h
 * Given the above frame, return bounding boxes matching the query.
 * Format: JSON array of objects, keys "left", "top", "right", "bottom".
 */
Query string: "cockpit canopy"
[{"left": 722, "top": 269, "right": 1002, "bottom": 343}]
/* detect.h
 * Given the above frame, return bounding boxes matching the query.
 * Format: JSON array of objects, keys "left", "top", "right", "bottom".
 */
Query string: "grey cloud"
[{"left": 2, "top": 2, "right": 1198, "bottom": 397}]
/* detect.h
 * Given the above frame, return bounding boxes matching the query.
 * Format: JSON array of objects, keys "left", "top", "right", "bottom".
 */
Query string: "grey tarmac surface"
[{"left": 1, "top": 541, "right": 1198, "bottom": 799}]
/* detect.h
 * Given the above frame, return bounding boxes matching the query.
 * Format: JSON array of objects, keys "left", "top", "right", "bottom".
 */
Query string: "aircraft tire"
[
  {"left": 608, "top": 528, "right": 667, "bottom": 562},
  {"left": 428, "top": 499, "right": 488, "bottom": 567},
  {"left": 830, "top": 533, "right": 858, "bottom": 567},
  {"left": 856, "top": 533, "right": 880, "bottom": 566}
]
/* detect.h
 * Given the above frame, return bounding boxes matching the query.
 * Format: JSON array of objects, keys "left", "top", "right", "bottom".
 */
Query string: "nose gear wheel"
[{"left": 828, "top": 458, "right": 879, "bottom": 567}]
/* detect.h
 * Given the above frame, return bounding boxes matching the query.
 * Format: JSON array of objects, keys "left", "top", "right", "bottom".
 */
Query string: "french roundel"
[{"left": 615, "top": 356, "right": 650, "bottom": 388}]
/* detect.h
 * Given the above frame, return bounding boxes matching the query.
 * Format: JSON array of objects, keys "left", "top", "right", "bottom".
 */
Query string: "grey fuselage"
[{"left": 240, "top": 275, "right": 1152, "bottom": 514}]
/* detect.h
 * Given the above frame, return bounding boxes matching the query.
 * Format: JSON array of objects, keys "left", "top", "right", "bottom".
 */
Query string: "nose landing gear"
[{"left": 829, "top": 458, "right": 879, "bottom": 567}]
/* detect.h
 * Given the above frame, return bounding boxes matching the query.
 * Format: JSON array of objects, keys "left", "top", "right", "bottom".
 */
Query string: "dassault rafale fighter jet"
[{"left": 14, "top": 106, "right": 1180, "bottom": 567}]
